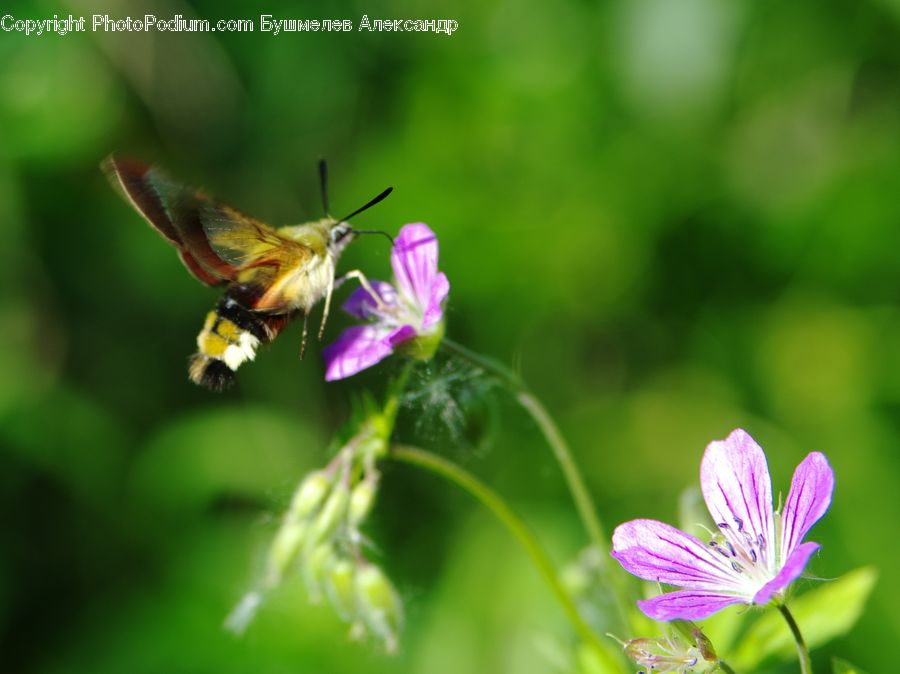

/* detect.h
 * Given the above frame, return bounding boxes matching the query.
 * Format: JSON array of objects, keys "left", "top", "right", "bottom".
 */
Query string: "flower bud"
[
  {"left": 324, "top": 558, "right": 357, "bottom": 621},
  {"left": 302, "top": 542, "right": 336, "bottom": 599},
  {"left": 355, "top": 563, "right": 403, "bottom": 653},
  {"left": 289, "top": 471, "right": 332, "bottom": 520},
  {"left": 265, "top": 520, "right": 308, "bottom": 585},
  {"left": 348, "top": 480, "right": 377, "bottom": 527},
  {"left": 692, "top": 628, "right": 717, "bottom": 663},
  {"left": 308, "top": 481, "right": 350, "bottom": 545},
  {"left": 670, "top": 621, "right": 717, "bottom": 662},
  {"left": 623, "top": 633, "right": 713, "bottom": 673}
]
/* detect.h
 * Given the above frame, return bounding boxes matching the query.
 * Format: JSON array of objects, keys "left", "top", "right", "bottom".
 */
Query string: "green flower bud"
[
  {"left": 265, "top": 520, "right": 308, "bottom": 586},
  {"left": 622, "top": 632, "right": 714, "bottom": 673},
  {"left": 670, "top": 621, "right": 717, "bottom": 661},
  {"left": 348, "top": 480, "right": 377, "bottom": 527},
  {"left": 289, "top": 471, "right": 332, "bottom": 520},
  {"left": 308, "top": 481, "right": 350, "bottom": 545},
  {"left": 324, "top": 558, "right": 357, "bottom": 621},
  {"left": 302, "top": 542, "right": 336, "bottom": 599},
  {"left": 355, "top": 563, "right": 403, "bottom": 653},
  {"left": 692, "top": 628, "right": 717, "bottom": 663}
]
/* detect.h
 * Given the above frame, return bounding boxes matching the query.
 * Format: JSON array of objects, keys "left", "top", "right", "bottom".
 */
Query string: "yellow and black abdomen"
[{"left": 189, "top": 295, "right": 292, "bottom": 390}]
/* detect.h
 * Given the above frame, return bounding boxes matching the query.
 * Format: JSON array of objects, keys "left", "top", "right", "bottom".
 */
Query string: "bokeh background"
[{"left": 1, "top": 0, "right": 898, "bottom": 671}]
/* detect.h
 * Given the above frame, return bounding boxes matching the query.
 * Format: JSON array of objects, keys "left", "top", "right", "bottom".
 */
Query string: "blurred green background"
[{"left": 1, "top": 0, "right": 898, "bottom": 671}]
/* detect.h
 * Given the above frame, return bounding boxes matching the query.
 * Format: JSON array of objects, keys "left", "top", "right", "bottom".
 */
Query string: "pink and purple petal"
[
  {"left": 637, "top": 590, "right": 746, "bottom": 621},
  {"left": 342, "top": 280, "right": 397, "bottom": 320},
  {"left": 386, "top": 324, "right": 417, "bottom": 347},
  {"left": 323, "top": 325, "right": 394, "bottom": 381},
  {"left": 701, "top": 429, "right": 775, "bottom": 565},
  {"left": 780, "top": 452, "right": 834, "bottom": 559},
  {"left": 753, "top": 541, "right": 820, "bottom": 605},
  {"left": 612, "top": 519, "right": 740, "bottom": 591},
  {"left": 422, "top": 271, "right": 449, "bottom": 330},
  {"left": 391, "top": 223, "right": 440, "bottom": 311}
]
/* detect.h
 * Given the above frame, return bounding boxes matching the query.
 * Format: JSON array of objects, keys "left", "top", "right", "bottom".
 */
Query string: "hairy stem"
[
  {"left": 778, "top": 604, "right": 812, "bottom": 674},
  {"left": 390, "top": 444, "right": 621, "bottom": 668}
]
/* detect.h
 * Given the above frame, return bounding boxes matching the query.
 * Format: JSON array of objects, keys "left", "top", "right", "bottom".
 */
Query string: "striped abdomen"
[{"left": 189, "top": 295, "right": 292, "bottom": 390}]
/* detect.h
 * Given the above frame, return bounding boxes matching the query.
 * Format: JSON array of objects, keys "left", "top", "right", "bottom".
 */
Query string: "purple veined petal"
[
  {"left": 701, "top": 429, "right": 776, "bottom": 569},
  {"left": 386, "top": 324, "right": 417, "bottom": 347},
  {"left": 637, "top": 590, "right": 747, "bottom": 621},
  {"left": 422, "top": 271, "right": 449, "bottom": 330},
  {"left": 753, "top": 541, "right": 820, "bottom": 605},
  {"left": 611, "top": 519, "right": 741, "bottom": 591},
  {"left": 342, "top": 280, "right": 397, "bottom": 320},
  {"left": 391, "top": 223, "right": 440, "bottom": 311},
  {"left": 323, "top": 325, "right": 394, "bottom": 381},
  {"left": 780, "top": 452, "right": 834, "bottom": 559}
]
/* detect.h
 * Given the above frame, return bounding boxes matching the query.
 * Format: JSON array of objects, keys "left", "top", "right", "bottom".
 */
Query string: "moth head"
[
  {"left": 328, "top": 220, "right": 355, "bottom": 253},
  {"left": 317, "top": 159, "right": 393, "bottom": 254}
]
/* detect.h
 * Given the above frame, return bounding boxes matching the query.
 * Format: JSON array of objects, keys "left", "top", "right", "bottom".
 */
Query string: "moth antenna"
[
  {"left": 318, "top": 158, "right": 330, "bottom": 215},
  {"left": 336, "top": 187, "right": 393, "bottom": 224},
  {"left": 353, "top": 229, "right": 395, "bottom": 247}
]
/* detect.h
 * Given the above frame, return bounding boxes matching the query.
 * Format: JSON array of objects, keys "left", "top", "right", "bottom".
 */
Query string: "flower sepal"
[
  {"left": 612, "top": 627, "right": 720, "bottom": 674},
  {"left": 395, "top": 320, "right": 444, "bottom": 362}
]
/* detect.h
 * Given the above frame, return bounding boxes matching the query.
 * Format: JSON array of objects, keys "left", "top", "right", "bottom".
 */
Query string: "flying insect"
[{"left": 103, "top": 156, "right": 391, "bottom": 390}]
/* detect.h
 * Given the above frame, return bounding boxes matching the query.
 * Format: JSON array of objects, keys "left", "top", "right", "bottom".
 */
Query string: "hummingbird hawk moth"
[{"left": 103, "top": 155, "right": 392, "bottom": 390}]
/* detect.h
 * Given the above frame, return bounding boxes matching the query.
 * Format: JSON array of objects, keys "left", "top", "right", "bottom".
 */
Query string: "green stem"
[
  {"left": 515, "top": 390, "right": 607, "bottom": 551},
  {"left": 718, "top": 661, "right": 738, "bottom": 674},
  {"left": 390, "top": 444, "right": 620, "bottom": 668},
  {"left": 383, "top": 361, "right": 414, "bottom": 426},
  {"left": 441, "top": 339, "right": 605, "bottom": 549},
  {"left": 778, "top": 604, "right": 812, "bottom": 674},
  {"left": 441, "top": 338, "right": 631, "bottom": 629}
]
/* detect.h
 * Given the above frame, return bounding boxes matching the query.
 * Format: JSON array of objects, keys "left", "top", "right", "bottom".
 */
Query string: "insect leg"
[
  {"left": 299, "top": 312, "right": 309, "bottom": 360},
  {"left": 334, "top": 269, "right": 388, "bottom": 311},
  {"left": 317, "top": 272, "right": 335, "bottom": 340}
]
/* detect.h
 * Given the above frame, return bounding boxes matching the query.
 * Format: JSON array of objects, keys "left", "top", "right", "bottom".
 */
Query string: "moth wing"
[
  {"left": 103, "top": 155, "right": 315, "bottom": 311},
  {"left": 199, "top": 202, "right": 317, "bottom": 312},
  {"left": 103, "top": 155, "right": 235, "bottom": 285},
  {"left": 198, "top": 202, "right": 301, "bottom": 267}
]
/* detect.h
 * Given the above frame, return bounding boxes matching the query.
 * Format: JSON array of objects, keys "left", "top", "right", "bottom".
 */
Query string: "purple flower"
[
  {"left": 611, "top": 429, "right": 834, "bottom": 621},
  {"left": 324, "top": 223, "right": 449, "bottom": 381}
]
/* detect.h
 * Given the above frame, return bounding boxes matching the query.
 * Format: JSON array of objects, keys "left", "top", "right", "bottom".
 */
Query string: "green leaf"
[
  {"left": 832, "top": 657, "right": 869, "bottom": 674},
  {"left": 732, "top": 567, "right": 878, "bottom": 669}
]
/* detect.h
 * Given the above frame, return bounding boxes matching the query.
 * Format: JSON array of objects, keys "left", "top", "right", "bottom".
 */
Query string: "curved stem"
[
  {"left": 442, "top": 339, "right": 605, "bottom": 549},
  {"left": 441, "top": 338, "right": 632, "bottom": 629},
  {"left": 515, "top": 391, "right": 607, "bottom": 551},
  {"left": 778, "top": 604, "right": 812, "bottom": 674},
  {"left": 390, "top": 444, "right": 621, "bottom": 669}
]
